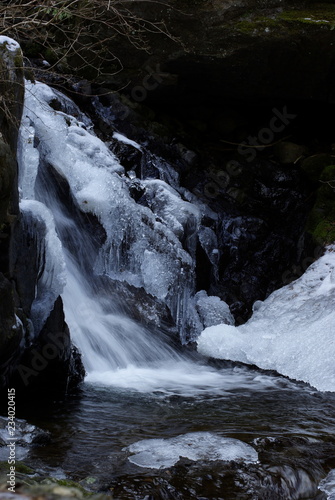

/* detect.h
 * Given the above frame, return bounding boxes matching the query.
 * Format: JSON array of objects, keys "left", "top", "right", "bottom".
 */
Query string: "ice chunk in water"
[{"left": 125, "top": 432, "right": 258, "bottom": 469}]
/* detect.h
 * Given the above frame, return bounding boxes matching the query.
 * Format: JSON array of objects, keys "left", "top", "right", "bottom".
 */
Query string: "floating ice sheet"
[{"left": 125, "top": 432, "right": 258, "bottom": 469}]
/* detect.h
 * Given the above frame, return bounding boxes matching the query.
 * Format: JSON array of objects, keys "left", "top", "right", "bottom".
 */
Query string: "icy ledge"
[{"left": 197, "top": 246, "right": 335, "bottom": 392}]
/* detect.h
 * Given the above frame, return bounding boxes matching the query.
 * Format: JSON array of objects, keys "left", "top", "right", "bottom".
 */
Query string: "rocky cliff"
[{"left": 72, "top": 0, "right": 334, "bottom": 322}]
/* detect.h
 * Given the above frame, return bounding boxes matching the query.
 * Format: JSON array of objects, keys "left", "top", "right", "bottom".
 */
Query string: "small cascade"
[
  {"left": 18, "top": 80, "right": 231, "bottom": 343},
  {"left": 17, "top": 79, "right": 236, "bottom": 393}
]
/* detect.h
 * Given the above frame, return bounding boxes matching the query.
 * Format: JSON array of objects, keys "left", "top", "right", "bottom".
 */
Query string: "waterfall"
[
  {"left": 17, "top": 79, "right": 250, "bottom": 395},
  {"left": 18, "top": 78, "right": 332, "bottom": 395}
]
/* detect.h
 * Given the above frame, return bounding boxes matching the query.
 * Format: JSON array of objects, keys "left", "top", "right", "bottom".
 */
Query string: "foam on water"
[
  {"left": 85, "top": 362, "right": 297, "bottom": 396},
  {"left": 124, "top": 432, "right": 258, "bottom": 469}
]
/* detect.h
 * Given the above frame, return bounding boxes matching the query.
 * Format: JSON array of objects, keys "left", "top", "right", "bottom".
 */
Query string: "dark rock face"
[
  {"left": 85, "top": 87, "right": 318, "bottom": 323},
  {"left": 191, "top": 158, "right": 316, "bottom": 322},
  {"left": 86, "top": 0, "right": 335, "bottom": 106},
  {"left": 0, "top": 39, "right": 25, "bottom": 391},
  {"left": 0, "top": 39, "right": 84, "bottom": 396},
  {"left": 10, "top": 297, "right": 85, "bottom": 396},
  {"left": 73, "top": 0, "right": 334, "bottom": 323},
  {"left": 0, "top": 273, "right": 23, "bottom": 390}
]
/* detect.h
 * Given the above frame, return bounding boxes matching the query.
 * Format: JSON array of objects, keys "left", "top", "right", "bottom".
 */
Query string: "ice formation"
[
  {"left": 18, "top": 80, "right": 212, "bottom": 341},
  {"left": 125, "top": 432, "right": 258, "bottom": 469},
  {"left": 319, "top": 469, "right": 335, "bottom": 499},
  {"left": 18, "top": 78, "right": 308, "bottom": 396},
  {"left": 197, "top": 247, "right": 335, "bottom": 392},
  {"left": 19, "top": 200, "right": 66, "bottom": 333},
  {"left": 113, "top": 131, "right": 142, "bottom": 150},
  {"left": 195, "top": 290, "right": 235, "bottom": 328}
]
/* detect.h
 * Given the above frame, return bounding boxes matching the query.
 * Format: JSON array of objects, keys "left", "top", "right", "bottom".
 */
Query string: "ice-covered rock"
[{"left": 19, "top": 200, "right": 66, "bottom": 333}]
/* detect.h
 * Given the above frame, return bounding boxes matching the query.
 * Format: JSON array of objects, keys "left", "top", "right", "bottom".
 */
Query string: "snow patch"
[
  {"left": 113, "top": 132, "right": 142, "bottom": 150},
  {"left": 0, "top": 36, "right": 20, "bottom": 52},
  {"left": 197, "top": 247, "right": 335, "bottom": 392}
]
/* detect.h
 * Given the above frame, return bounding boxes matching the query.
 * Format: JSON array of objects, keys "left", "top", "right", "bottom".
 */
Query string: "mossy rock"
[
  {"left": 0, "top": 461, "right": 33, "bottom": 475},
  {"left": 0, "top": 471, "right": 112, "bottom": 500},
  {"left": 312, "top": 218, "right": 335, "bottom": 245},
  {"left": 0, "top": 37, "right": 24, "bottom": 150},
  {"left": 300, "top": 154, "right": 333, "bottom": 182},
  {"left": 55, "top": 479, "right": 92, "bottom": 496},
  {"left": 0, "top": 139, "right": 16, "bottom": 225},
  {"left": 306, "top": 161, "right": 335, "bottom": 244},
  {"left": 235, "top": 17, "right": 281, "bottom": 35},
  {"left": 317, "top": 183, "right": 335, "bottom": 204},
  {"left": 320, "top": 164, "right": 335, "bottom": 182},
  {"left": 235, "top": 5, "right": 335, "bottom": 36},
  {"left": 279, "top": 6, "right": 335, "bottom": 25}
]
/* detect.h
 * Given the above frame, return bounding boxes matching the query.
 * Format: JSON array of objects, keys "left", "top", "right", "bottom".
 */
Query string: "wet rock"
[
  {"left": 305, "top": 163, "right": 335, "bottom": 245},
  {"left": 94, "top": 275, "right": 179, "bottom": 343},
  {"left": 10, "top": 297, "right": 85, "bottom": 397},
  {"left": 90, "top": 0, "right": 335, "bottom": 110},
  {"left": 0, "top": 473, "right": 111, "bottom": 500}
]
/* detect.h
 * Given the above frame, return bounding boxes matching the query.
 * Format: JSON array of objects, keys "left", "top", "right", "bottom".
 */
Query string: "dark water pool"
[{"left": 10, "top": 362, "right": 335, "bottom": 500}]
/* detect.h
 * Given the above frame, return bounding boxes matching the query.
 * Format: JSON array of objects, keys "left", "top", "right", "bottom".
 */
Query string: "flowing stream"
[{"left": 11, "top": 80, "right": 335, "bottom": 498}]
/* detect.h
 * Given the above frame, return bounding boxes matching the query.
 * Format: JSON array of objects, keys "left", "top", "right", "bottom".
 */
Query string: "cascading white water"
[{"left": 16, "top": 79, "right": 316, "bottom": 397}]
